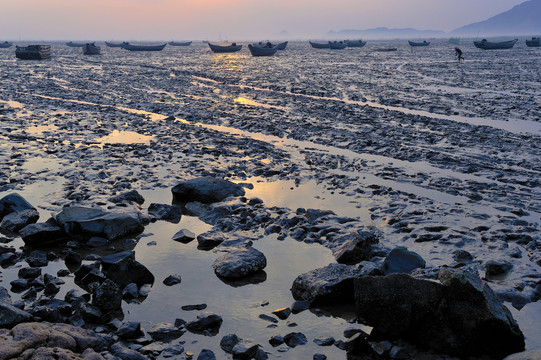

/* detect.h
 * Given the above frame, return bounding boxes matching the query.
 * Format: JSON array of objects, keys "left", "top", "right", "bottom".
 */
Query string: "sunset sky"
[{"left": 1, "top": 0, "right": 526, "bottom": 41}]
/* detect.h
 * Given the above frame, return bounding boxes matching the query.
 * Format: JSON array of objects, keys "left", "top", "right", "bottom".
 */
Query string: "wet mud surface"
[{"left": 1, "top": 40, "right": 540, "bottom": 358}]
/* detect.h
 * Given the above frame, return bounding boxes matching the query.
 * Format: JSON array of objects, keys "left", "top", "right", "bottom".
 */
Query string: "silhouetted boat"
[
  {"left": 276, "top": 41, "right": 288, "bottom": 50},
  {"left": 253, "top": 41, "right": 287, "bottom": 50},
  {"left": 248, "top": 44, "right": 278, "bottom": 56},
  {"left": 346, "top": 40, "right": 366, "bottom": 48},
  {"left": 83, "top": 43, "right": 101, "bottom": 55},
  {"left": 329, "top": 41, "right": 347, "bottom": 49},
  {"left": 408, "top": 40, "right": 430, "bottom": 47},
  {"left": 309, "top": 41, "right": 330, "bottom": 49},
  {"left": 169, "top": 41, "right": 192, "bottom": 46},
  {"left": 66, "top": 41, "right": 85, "bottom": 47},
  {"left": 473, "top": 39, "right": 518, "bottom": 50},
  {"left": 121, "top": 43, "right": 167, "bottom": 51},
  {"left": 374, "top": 48, "right": 397, "bottom": 52},
  {"left": 208, "top": 43, "right": 242, "bottom": 53},
  {"left": 0, "top": 41, "right": 13, "bottom": 48},
  {"left": 15, "top": 45, "right": 51, "bottom": 60},
  {"left": 105, "top": 41, "right": 126, "bottom": 48},
  {"left": 525, "top": 37, "right": 540, "bottom": 47}
]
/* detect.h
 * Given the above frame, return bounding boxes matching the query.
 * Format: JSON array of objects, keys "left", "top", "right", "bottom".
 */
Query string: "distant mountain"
[
  {"left": 451, "top": 0, "right": 541, "bottom": 36},
  {"left": 327, "top": 27, "right": 445, "bottom": 39}
]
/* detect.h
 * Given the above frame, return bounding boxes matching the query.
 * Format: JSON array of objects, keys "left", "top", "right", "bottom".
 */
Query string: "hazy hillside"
[{"left": 452, "top": 0, "right": 541, "bottom": 36}]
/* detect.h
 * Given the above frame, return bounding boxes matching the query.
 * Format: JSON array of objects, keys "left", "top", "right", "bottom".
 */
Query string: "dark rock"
[
  {"left": 0, "top": 193, "right": 35, "bottom": 220},
  {"left": 313, "top": 354, "right": 327, "bottom": 360},
  {"left": 345, "top": 332, "right": 378, "bottom": 358},
  {"left": 57, "top": 269, "right": 70, "bottom": 277},
  {"left": 64, "top": 249, "right": 83, "bottom": 266},
  {"left": 55, "top": 206, "right": 145, "bottom": 240},
  {"left": 181, "top": 304, "right": 207, "bottom": 311},
  {"left": 80, "top": 268, "right": 107, "bottom": 287},
  {"left": 87, "top": 236, "right": 110, "bottom": 247},
  {"left": 27, "top": 250, "right": 48, "bottom": 267},
  {"left": 163, "top": 274, "right": 182, "bottom": 286},
  {"left": 290, "top": 300, "right": 310, "bottom": 314},
  {"left": 305, "top": 209, "right": 334, "bottom": 221},
  {"left": 148, "top": 203, "right": 182, "bottom": 223},
  {"left": 0, "top": 252, "right": 17, "bottom": 266},
  {"left": 212, "top": 247, "right": 267, "bottom": 279},
  {"left": 117, "top": 322, "right": 144, "bottom": 340},
  {"left": 331, "top": 231, "right": 379, "bottom": 265},
  {"left": 19, "top": 222, "right": 66, "bottom": 247},
  {"left": 344, "top": 328, "right": 367, "bottom": 339},
  {"left": 18, "top": 267, "right": 42, "bottom": 279},
  {"left": 259, "top": 314, "right": 279, "bottom": 323},
  {"left": 354, "top": 269, "right": 525, "bottom": 358},
  {"left": 0, "top": 302, "right": 32, "bottom": 327},
  {"left": 65, "top": 289, "right": 90, "bottom": 304},
  {"left": 196, "top": 232, "right": 225, "bottom": 250},
  {"left": 109, "top": 190, "right": 145, "bottom": 205},
  {"left": 147, "top": 322, "right": 185, "bottom": 342},
  {"left": 197, "top": 349, "right": 216, "bottom": 360},
  {"left": 452, "top": 249, "right": 474, "bottom": 263},
  {"left": 172, "top": 229, "right": 196, "bottom": 243},
  {"left": 92, "top": 279, "right": 122, "bottom": 312},
  {"left": 283, "top": 332, "right": 307, "bottom": 347},
  {"left": 122, "top": 283, "right": 139, "bottom": 300},
  {"left": 291, "top": 263, "right": 367, "bottom": 305},
  {"left": 78, "top": 302, "right": 102, "bottom": 323},
  {"left": 0, "top": 208, "right": 39, "bottom": 233},
  {"left": 486, "top": 260, "right": 513, "bottom": 276},
  {"left": 101, "top": 251, "right": 154, "bottom": 288},
  {"left": 110, "top": 342, "right": 148, "bottom": 360},
  {"left": 313, "top": 337, "right": 335, "bottom": 346},
  {"left": 272, "top": 307, "right": 291, "bottom": 320},
  {"left": 382, "top": 246, "right": 425, "bottom": 275},
  {"left": 232, "top": 339, "right": 259, "bottom": 358},
  {"left": 10, "top": 279, "right": 29, "bottom": 292},
  {"left": 172, "top": 177, "right": 245, "bottom": 203},
  {"left": 220, "top": 333, "right": 240, "bottom": 353},
  {"left": 44, "top": 282, "right": 60, "bottom": 296},
  {"left": 504, "top": 350, "right": 541, "bottom": 360},
  {"left": 186, "top": 312, "right": 223, "bottom": 335},
  {"left": 161, "top": 343, "right": 186, "bottom": 358},
  {"left": 269, "top": 335, "right": 284, "bottom": 347}
]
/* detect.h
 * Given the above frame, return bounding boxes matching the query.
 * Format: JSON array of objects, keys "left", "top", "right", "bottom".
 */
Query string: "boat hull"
[
  {"left": 276, "top": 41, "right": 288, "bottom": 50},
  {"left": 408, "top": 41, "right": 430, "bottom": 47},
  {"left": 122, "top": 43, "right": 167, "bottom": 51},
  {"left": 169, "top": 41, "right": 192, "bottom": 46},
  {"left": 0, "top": 42, "right": 13, "bottom": 49},
  {"left": 15, "top": 45, "right": 51, "bottom": 60},
  {"left": 526, "top": 38, "right": 540, "bottom": 47},
  {"left": 105, "top": 41, "right": 125, "bottom": 48},
  {"left": 329, "top": 42, "right": 347, "bottom": 49},
  {"left": 83, "top": 43, "right": 101, "bottom": 55},
  {"left": 66, "top": 42, "right": 85, "bottom": 47},
  {"left": 208, "top": 43, "right": 242, "bottom": 53},
  {"left": 474, "top": 39, "right": 518, "bottom": 49},
  {"left": 309, "top": 41, "right": 330, "bottom": 49},
  {"left": 248, "top": 44, "right": 277, "bottom": 56},
  {"left": 346, "top": 40, "right": 366, "bottom": 48}
]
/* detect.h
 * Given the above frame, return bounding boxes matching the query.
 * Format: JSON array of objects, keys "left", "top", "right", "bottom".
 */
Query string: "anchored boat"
[
  {"left": 408, "top": 40, "right": 430, "bottom": 47},
  {"left": 309, "top": 41, "right": 330, "bottom": 49},
  {"left": 473, "top": 39, "right": 518, "bottom": 50},
  {"left": 526, "top": 37, "right": 540, "bottom": 47},
  {"left": 248, "top": 44, "right": 278, "bottom": 56},
  {"left": 121, "top": 43, "right": 167, "bottom": 51},
  {"left": 83, "top": 43, "right": 101, "bottom": 55},
  {"left": 346, "top": 40, "right": 366, "bottom": 48},
  {"left": 0, "top": 41, "right": 13, "bottom": 48},
  {"left": 169, "top": 41, "right": 192, "bottom": 46},
  {"left": 208, "top": 43, "right": 242, "bottom": 53},
  {"left": 15, "top": 45, "right": 51, "bottom": 60}
]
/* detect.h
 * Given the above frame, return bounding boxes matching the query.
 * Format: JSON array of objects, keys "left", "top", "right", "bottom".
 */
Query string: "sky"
[{"left": 0, "top": 0, "right": 527, "bottom": 41}]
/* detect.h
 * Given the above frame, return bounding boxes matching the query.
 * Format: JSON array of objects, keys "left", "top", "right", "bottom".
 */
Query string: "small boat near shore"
[
  {"left": 525, "top": 37, "right": 540, "bottom": 47},
  {"left": 309, "top": 41, "right": 330, "bottom": 49},
  {"left": 346, "top": 40, "right": 366, "bottom": 48},
  {"left": 66, "top": 41, "right": 85, "bottom": 47},
  {"left": 169, "top": 41, "right": 192, "bottom": 46},
  {"left": 253, "top": 41, "right": 287, "bottom": 50},
  {"left": 0, "top": 41, "right": 13, "bottom": 48},
  {"left": 329, "top": 41, "right": 347, "bottom": 49},
  {"left": 276, "top": 41, "right": 288, "bottom": 50},
  {"left": 15, "top": 45, "right": 51, "bottom": 60},
  {"left": 121, "top": 43, "right": 167, "bottom": 51},
  {"left": 248, "top": 44, "right": 278, "bottom": 56},
  {"left": 408, "top": 40, "right": 430, "bottom": 47},
  {"left": 105, "top": 41, "right": 126, "bottom": 48},
  {"left": 208, "top": 43, "right": 242, "bottom": 53},
  {"left": 473, "top": 38, "right": 518, "bottom": 50},
  {"left": 374, "top": 48, "right": 397, "bottom": 52},
  {"left": 83, "top": 43, "right": 101, "bottom": 55}
]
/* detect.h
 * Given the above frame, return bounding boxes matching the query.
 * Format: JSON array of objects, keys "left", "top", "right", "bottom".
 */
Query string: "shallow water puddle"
[
  {"left": 234, "top": 96, "right": 288, "bottom": 111},
  {"left": 24, "top": 124, "right": 59, "bottom": 135},
  {"left": 95, "top": 130, "right": 155, "bottom": 145}
]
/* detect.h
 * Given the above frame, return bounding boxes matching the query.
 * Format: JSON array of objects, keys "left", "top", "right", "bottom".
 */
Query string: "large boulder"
[
  {"left": 212, "top": 247, "right": 267, "bottom": 279},
  {"left": 55, "top": 206, "right": 145, "bottom": 240},
  {"left": 330, "top": 231, "right": 379, "bottom": 265},
  {"left": 291, "top": 263, "right": 379, "bottom": 305},
  {"left": 0, "top": 302, "right": 32, "bottom": 328},
  {"left": 0, "top": 208, "right": 39, "bottom": 233},
  {"left": 172, "top": 177, "right": 245, "bottom": 203},
  {"left": 381, "top": 246, "right": 425, "bottom": 275},
  {"left": 19, "top": 221, "right": 67, "bottom": 247},
  {"left": 0, "top": 193, "right": 35, "bottom": 220},
  {"left": 100, "top": 251, "right": 154, "bottom": 288},
  {"left": 354, "top": 268, "right": 525, "bottom": 358}
]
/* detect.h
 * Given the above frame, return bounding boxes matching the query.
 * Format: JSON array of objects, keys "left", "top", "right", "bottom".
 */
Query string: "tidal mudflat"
[{"left": 0, "top": 40, "right": 540, "bottom": 359}]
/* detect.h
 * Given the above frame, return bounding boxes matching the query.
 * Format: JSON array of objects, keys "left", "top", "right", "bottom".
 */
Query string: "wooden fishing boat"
[
  {"left": 66, "top": 41, "right": 85, "bottom": 47},
  {"left": 208, "top": 43, "right": 242, "bottom": 53},
  {"left": 309, "top": 41, "right": 330, "bottom": 49},
  {"left": 329, "top": 41, "right": 347, "bottom": 49},
  {"left": 276, "top": 41, "right": 288, "bottom": 50},
  {"left": 15, "top": 45, "right": 51, "bottom": 60},
  {"left": 253, "top": 41, "right": 286, "bottom": 50},
  {"left": 83, "top": 43, "right": 101, "bottom": 55},
  {"left": 121, "top": 43, "right": 167, "bottom": 51},
  {"left": 473, "top": 39, "right": 518, "bottom": 50},
  {"left": 346, "top": 40, "right": 366, "bottom": 48},
  {"left": 374, "top": 48, "right": 397, "bottom": 52},
  {"left": 525, "top": 37, "right": 540, "bottom": 47},
  {"left": 248, "top": 44, "right": 278, "bottom": 56},
  {"left": 408, "top": 40, "right": 430, "bottom": 47},
  {"left": 169, "top": 41, "right": 192, "bottom": 46},
  {"left": 0, "top": 41, "right": 13, "bottom": 48},
  {"left": 105, "top": 41, "right": 126, "bottom": 48}
]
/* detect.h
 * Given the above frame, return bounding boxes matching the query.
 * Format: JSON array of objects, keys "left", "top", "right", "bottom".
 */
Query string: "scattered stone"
[
  {"left": 197, "top": 349, "right": 216, "bottom": 360},
  {"left": 110, "top": 342, "right": 148, "bottom": 360},
  {"left": 171, "top": 177, "right": 245, "bottom": 204},
  {"left": 109, "top": 190, "right": 145, "bottom": 205},
  {"left": 0, "top": 302, "right": 32, "bottom": 327},
  {"left": 18, "top": 267, "right": 42, "bottom": 279},
  {"left": 313, "top": 354, "right": 327, "bottom": 360},
  {"left": 232, "top": 339, "right": 260, "bottom": 358},
  {"left": 19, "top": 222, "right": 66, "bottom": 248},
  {"left": 452, "top": 249, "right": 474, "bottom": 263},
  {"left": 147, "top": 322, "right": 185, "bottom": 342},
  {"left": 186, "top": 312, "right": 223, "bottom": 335},
  {"left": 163, "top": 274, "right": 182, "bottom": 286},
  {"left": 212, "top": 247, "right": 267, "bottom": 279},
  {"left": 101, "top": 250, "right": 154, "bottom": 288},
  {"left": 220, "top": 334, "right": 240, "bottom": 353},
  {"left": 87, "top": 237, "right": 110, "bottom": 248},
  {"left": 148, "top": 203, "right": 182, "bottom": 223},
  {"left": 272, "top": 307, "right": 291, "bottom": 320},
  {"left": 382, "top": 246, "right": 426, "bottom": 275},
  {"left": 331, "top": 231, "right": 379, "bottom": 264},
  {"left": 0, "top": 193, "right": 35, "bottom": 219},
  {"left": 269, "top": 335, "right": 284, "bottom": 347},
  {"left": 486, "top": 260, "right": 513, "bottom": 276},
  {"left": 181, "top": 304, "right": 207, "bottom": 311},
  {"left": 196, "top": 232, "right": 225, "bottom": 250},
  {"left": 259, "top": 314, "right": 279, "bottom": 324},
  {"left": 283, "top": 332, "right": 307, "bottom": 348},
  {"left": 92, "top": 279, "right": 122, "bottom": 312},
  {"left": 117, "top": 322, "right": 144, "bottom": 340},
  {"left": 290, "top": 300, "right": 310, "bottom": 314},
  {"left": 345, "top": 332, "right": 379, "bottom": 358},
  {"left": 172, "top": 229, "right": 196, "bottom": 243},
  {"left": 313, "top": 336, "right": 335, "bottom": 346},
  {"left": 0, "top": 208, "right": 39, "bottom": 233}
]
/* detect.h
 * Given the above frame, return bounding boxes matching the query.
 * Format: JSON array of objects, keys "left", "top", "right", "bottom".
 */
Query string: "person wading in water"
[{"left": 455, "top": 47, "right": 464, "bottom": 62}]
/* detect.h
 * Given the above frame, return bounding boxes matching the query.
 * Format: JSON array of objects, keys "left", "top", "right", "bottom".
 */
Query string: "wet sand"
[{"left": 1, "top": 40, "right": 540, "bottom": 358}]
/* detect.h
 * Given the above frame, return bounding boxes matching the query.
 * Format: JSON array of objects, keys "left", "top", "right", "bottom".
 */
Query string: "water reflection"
[
  {"left": 211, "top": 52, "right": 246, "bottom": 72},
  {"left": 95, "top": 130, "right": 155, "bottom": 145}
]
